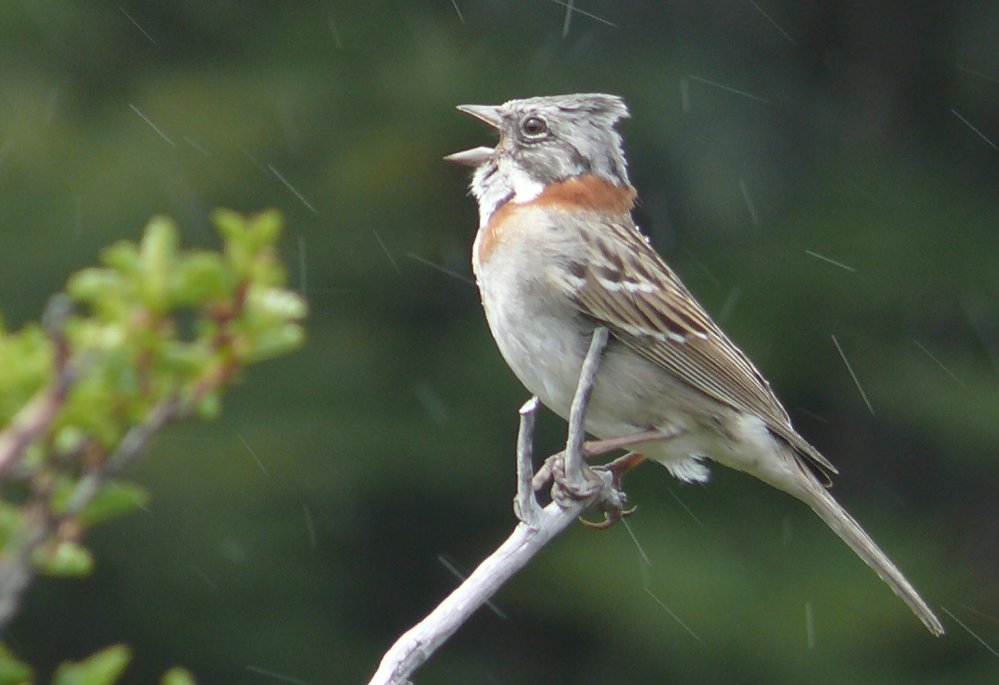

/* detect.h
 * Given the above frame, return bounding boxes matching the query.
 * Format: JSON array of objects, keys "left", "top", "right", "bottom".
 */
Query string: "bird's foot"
[
  {"left": 578, "top": 451, "right": 643, "bottom": 529},
  {"left": 549, "top": 450, "right": 603, "bottom": 504}
]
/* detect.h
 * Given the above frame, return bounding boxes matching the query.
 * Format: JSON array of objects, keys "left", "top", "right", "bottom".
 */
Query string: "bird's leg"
[
  {"left": 551, "top": 328, "right": 609, "bottom": 504},
  {"left": 585, "top": 428, "right": 677, "bottom": 458},
  {"left": 539, "top": 327, "right": 683, "bottom": 526},
  {"left": 532, "top": 427, "right": 677, "bottom": 493},
  {"left": 596, "top": 450, "right": 647, "bottom": 479}
]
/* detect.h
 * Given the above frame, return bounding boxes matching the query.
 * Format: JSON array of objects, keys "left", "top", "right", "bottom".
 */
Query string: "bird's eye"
[{"left": 521, "top": 115, "right": 548, "bottom": 138}]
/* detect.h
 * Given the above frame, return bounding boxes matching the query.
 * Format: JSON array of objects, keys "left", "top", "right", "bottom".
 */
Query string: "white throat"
[
  {"left": 505, "top": 163, "right": 544, "bottom": 204},
  {"left": 470, "top": 158, "right": 544, "bottom": 228}
]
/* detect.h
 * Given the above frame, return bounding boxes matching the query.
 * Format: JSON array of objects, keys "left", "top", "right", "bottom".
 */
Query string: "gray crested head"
[
  {"left": 445, "top": 93, "right": 632, "bottom": 225},
  {"left": 493, "top": 93, "right": 631, "bottom": 186}
]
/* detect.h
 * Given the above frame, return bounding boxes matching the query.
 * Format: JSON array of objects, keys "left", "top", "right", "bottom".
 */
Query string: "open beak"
[{"left": 444, "top": 103, "right": 502, "bottom": 167}]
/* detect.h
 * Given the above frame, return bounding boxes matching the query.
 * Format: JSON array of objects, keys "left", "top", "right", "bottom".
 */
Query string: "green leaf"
[
  {"left": 53, "top": 645, "right": 130, "bottom": 685},
  {"left": 213, "top": 209, "right": 285, "bottom": 278},
  {"left": 211, "top": 208, "right": 244, "bottom": 241},
  {"left": 50, "top": 479, "right": 149, "bottom": 527},
  {"left": 0, "top": 324, "right": 54, "bottom": 423},
  {"left": 160, "top": 667, "right": 196, "bottom": 685},
  {"left": 159, "top": 341, "right": 210, "bottom": 376},
  {"left": 175, "top": 253, "right": 230, "bottom": 304},
  {"left": 138, "top": 217, "right": 180, "bottom": 313},
  {"left": 0, "top": 642, "right": 33, "bottom": 685},
  {"left": 247, "top": 287, "right": 308, "bottom": 322},
  {"left": 100, "top": 241, "right": 140, "bottom": 275},
  {"left": 36, "top": 540, "right": 94, "bottom": 577},
  {"left": 75, "top": 481, "right": 150, "bottom": 527},
  {"left": 243, "top": 324, "right": 306, "bottom": 363},
  {"left": 193, "top": 390, "right": 221, "bottom": 420},
  {"left": 244, "top": 209, "right": 283, "bottom": 249}
]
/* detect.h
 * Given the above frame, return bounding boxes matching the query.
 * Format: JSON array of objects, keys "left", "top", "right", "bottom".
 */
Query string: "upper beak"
[
  {"left": 444, "top": 103, "right": 502, "bottom": 167},
  {"left": 454, "top": 104, "right": 502, "bottom": 128}
]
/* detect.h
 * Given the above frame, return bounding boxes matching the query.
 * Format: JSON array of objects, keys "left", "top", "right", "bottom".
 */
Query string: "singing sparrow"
[{"left": 445, "top": 93, "right": 943, "bottom": 635}]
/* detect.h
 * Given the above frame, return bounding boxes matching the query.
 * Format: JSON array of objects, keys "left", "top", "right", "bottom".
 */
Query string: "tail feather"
[{"left": 800, "top": 477, "right": 944, "bottom": 636}]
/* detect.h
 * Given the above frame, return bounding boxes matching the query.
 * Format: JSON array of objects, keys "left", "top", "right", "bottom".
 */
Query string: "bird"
[{"left": 445, "top": 93, "right": 944, "bottom": 636}]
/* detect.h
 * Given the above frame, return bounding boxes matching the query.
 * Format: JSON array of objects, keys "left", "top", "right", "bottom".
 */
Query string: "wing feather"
[{"left": 552, "top": 215, "right": 837, "bottom": 479}]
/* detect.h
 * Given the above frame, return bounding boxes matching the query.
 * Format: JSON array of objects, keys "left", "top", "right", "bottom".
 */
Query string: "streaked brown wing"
[{"left": 552, "top": 216, "right": 836, "bottom": 478}]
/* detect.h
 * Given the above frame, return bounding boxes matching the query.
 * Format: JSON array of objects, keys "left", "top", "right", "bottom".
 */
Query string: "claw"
[
  {"left": 575, "top": 451, "right": 645, "bottom": 529},
  {"left": 579, "top": 503, "right": 638, "bottom": 530}
]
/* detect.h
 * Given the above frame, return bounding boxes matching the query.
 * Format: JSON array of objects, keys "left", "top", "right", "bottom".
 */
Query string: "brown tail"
[{"left": 798, "top": 476, "right": 944, "bottom": 636}]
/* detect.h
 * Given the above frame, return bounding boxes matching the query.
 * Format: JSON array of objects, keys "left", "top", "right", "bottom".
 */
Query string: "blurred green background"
[{"left": 2, "top": 1, "right": 998, "bottom": 683}]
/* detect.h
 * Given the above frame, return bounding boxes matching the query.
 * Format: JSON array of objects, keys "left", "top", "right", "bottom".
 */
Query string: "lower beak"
[{"left": 443, "top": 145, "right": 495, "bottom": 167}]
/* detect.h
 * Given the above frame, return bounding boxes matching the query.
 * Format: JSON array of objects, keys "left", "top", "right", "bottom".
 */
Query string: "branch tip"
[
  {"left": 519, "top": 396, "right": 540, "bottom": 416},
  {"left": 515, "top": 396, "right": 541, "bottom": 527}
]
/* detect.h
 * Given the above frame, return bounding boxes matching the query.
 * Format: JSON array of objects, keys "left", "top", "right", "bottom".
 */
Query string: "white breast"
[{"left": 473, "top": 204, "right": 590, "bottom": 413}]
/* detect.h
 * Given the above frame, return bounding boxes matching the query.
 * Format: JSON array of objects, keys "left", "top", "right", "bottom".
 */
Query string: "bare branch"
[
  {"left": 0, "top": 375, "right": 73, "bottom": 481},
  {"left": 369, "top": 328, "right": 675, "bottom": 685},
  {"left": 367, "top": 493, "right": 599, "bottom": 685},
  {"left": 63, "top": 394, "right": 183, "bottom": 516},
  {"left": 514, "top": 397, "right": 542, "bottom": 528},
  {"left": 0, "top": 500, "right": 57, "bottom": 630},
  {"left": 0, "top": 394, "right": 183, "bottom": 631},
  {"left": 0, "top": 297, "right": 77, "bottom": 482}
]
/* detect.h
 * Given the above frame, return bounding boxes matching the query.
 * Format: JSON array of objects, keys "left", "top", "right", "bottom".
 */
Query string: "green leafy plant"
[{"left": 0, "top": 210, "right": 306, "bottom": 684}]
